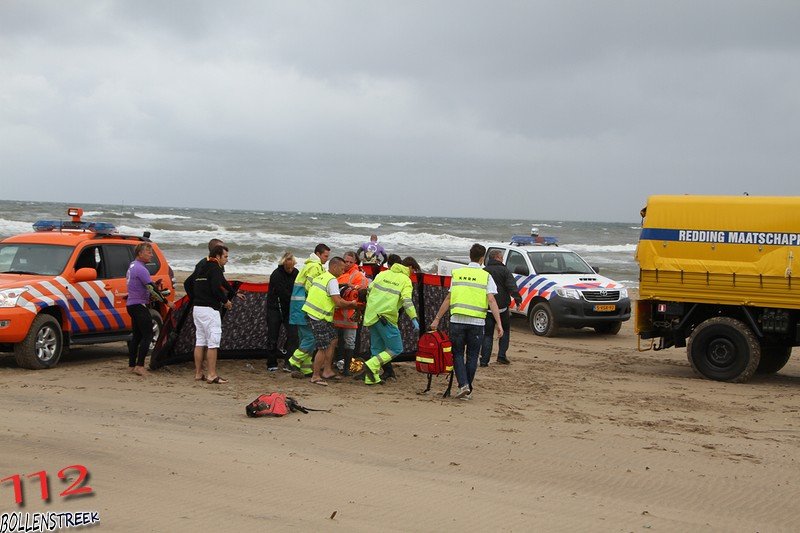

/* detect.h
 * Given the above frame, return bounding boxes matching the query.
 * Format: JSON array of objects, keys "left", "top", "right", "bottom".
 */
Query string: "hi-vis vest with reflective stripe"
[
  {"left": 450, "top": 267, "right": 489, "bottom": 318},
  {"left": 289, "top": 256, "right": 324, "bottom": 325},
  {"left": 302, "top": 271, "right": 337, "bottom": 322},
  {"left": 363, "top": 263, "right": 417, "bottom": 327}
]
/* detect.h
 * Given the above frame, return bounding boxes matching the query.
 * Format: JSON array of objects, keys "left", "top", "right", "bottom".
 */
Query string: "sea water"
[{"left": 0, "top": 199, "right": 642, "bottom": 287}]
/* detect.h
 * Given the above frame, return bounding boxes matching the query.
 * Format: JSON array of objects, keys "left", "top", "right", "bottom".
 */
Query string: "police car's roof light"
[
  {"left": 511, "top": 235, "right": 536, "bottom": 245},
  {"left": 510, "top": 235, "right": 558, "bottom": 246},
  {"left": 33, "top": 220, "right": 118, "bottom": 234}
]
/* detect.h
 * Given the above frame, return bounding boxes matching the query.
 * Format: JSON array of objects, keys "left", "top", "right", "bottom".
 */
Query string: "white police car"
[{"left": 439, "top": 234, "right": 631, "bottom": 336}]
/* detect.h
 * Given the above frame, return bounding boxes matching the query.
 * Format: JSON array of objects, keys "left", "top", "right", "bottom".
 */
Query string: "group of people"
[
  {"left": 126, "top": 234, "right": 524, "bottom": 400},
  {"left": 283, "top": 243, "right": 420, "bottom": 386}
]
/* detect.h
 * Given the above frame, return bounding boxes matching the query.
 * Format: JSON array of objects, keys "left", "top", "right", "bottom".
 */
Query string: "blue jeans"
[{"left": 449, "top": 321, "right": 484, "bottom": 389}]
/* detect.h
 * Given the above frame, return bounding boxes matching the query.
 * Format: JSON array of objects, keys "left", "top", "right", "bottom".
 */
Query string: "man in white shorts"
[{"left": 191, "top": 245, "right": 234, "bottom": 384}]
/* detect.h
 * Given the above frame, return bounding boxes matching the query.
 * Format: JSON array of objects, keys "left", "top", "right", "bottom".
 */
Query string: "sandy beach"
[{"left": 2, "top": 279, "right": 799, "bottom": 532}]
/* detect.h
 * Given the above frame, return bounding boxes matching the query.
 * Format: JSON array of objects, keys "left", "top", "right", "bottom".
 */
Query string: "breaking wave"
[
  {"left": 135, "top": 213, "right": 192, "bottom": 220},
  {"left": 345, "top": 222, "right": 381, "bottom": 229}
]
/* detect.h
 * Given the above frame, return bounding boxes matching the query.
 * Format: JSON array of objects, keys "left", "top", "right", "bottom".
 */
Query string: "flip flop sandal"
[
  {"left": 207, "top": 376, "right": 228, "bottom": 384},
  {"left": 321, "top": 374, "right": 341, "bottom": 381},
  {"left": 194, "top": 374, "right": 206, "bottom": 381},
  {"left": 310, "top": 379, "right": 328, "bottom": 387}
]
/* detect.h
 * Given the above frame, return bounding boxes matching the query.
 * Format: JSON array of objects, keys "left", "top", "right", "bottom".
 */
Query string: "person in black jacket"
[
  {"left": 192, "top": 245, "right": 233, "bottom": 384},
  {"left": 266, "top": 252, "right": 299, "bottom": 371},
  {"left": 184, "top": 238, "right": 232, "bottom": 298},
  {"left": 480, "top": 249, "right": 523, "bottom": 366}
]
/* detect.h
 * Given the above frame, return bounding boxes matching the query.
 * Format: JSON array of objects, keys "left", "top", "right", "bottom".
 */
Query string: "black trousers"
[
  {"left": 266, "top": 307, "right": 299, "bottom": 367},
  {"left": 480, "top": 308, "right": 511, "bottom": 364},
  {"left": 127, "top": 304, "right": 153, "bottom": 367}
]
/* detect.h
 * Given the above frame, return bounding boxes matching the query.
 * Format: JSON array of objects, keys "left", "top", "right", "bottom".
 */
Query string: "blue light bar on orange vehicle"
[{"left": 33, "top": 220, "right": 118, "bottom": 234}]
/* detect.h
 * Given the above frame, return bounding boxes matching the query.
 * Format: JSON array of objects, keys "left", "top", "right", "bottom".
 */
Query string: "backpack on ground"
[
  {"left": 416, "top": 330, "right": 455, "bottom": 397},
  {"left": 245, "top": 393, "right": 329, "bottom": 417},
  {"left": 246, "top": 392, "right": 288, "bottom": 417}
]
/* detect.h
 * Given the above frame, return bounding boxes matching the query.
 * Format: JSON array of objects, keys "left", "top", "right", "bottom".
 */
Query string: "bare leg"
[
  {"left": 194, "top": 346, "right": 207, "bottom": 380},
  {"left": 321, "top": 344, "right": 337, "bottom": 378},
  {"left": 311, "top": 348, "right": 325, "bottom": 381},
  {"left": 206, "top": 347, "right": 219, "bottom": 380}
]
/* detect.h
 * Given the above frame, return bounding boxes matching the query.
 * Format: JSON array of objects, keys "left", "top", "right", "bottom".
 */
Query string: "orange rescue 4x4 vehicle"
[{"left": 0, "top": 208, "right": 174, "bottom": 369}]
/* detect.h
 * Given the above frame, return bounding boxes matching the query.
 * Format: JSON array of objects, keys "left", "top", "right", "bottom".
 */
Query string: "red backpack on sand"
[
  {"left": 245, "top": 393, "right": 327, "bottom": 417},
  {"left": 416, "top": 330, "right": 455, "bottom": 397},
  {"left": 246, "top": 393, "right": 289, "bottom": 417}
]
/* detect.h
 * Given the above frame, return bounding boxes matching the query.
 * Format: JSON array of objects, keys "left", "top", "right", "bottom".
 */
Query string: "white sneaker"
[
  {"left": 460, "top": 390, "right": 473, "bottom": 401},
  {"left": 454, "top": 385, "right": 470, "bottom": 399}
]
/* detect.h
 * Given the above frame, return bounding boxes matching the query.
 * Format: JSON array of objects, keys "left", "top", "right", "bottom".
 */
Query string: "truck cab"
[{"left": 439, "top": 235, "right": 631, "bottom": 336}]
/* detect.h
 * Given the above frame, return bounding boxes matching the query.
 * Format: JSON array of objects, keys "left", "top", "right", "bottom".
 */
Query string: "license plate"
[{"left": 594, "top": 304, "right": 616, "bottom": 312}]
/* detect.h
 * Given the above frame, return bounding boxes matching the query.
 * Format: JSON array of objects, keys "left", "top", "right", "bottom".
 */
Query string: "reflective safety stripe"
[
  {"left": 451, "top": 303, "right": 488, "bottom": 313},
  {"left": 443, "top": 346, "right": 451, "bottom": 352},
  {"left": 289, "top": 352, "right": 313, "bottom": 373},
  {"left": 451, "top": 281, "right": 487, "bottom": 289},
  {"left": 416, "top": 356, "right": 435, "bottom": 363},
  {"left": 310, "top": 280, "right": 328, "bottom": 291},
  {"left": 291, "top": 295, "right": 305, "bottom": 301},
  {"left": 372, "top": 283, "right": 401, "bottom": 296},
  {"left": 303, "top": 301, "right": 334, "bottom": 319}
]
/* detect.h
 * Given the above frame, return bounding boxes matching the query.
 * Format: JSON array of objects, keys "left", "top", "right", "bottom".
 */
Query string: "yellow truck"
[{"left": 635, "top": 195, "right": 800, "bottom": 382}]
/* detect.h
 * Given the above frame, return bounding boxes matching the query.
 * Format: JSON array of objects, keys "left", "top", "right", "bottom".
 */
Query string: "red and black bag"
[
  {"left": 415, "top": 330, "right": 455, "bottom": 397},
  {"left": 246, "top": 392, "right": 288, "bottom": 417},
  {"left": 246, "top": 393, "right": 328, "bottom": 417},
  {"left": 416, "top": 330, "right": 453, "bottom": 374}
]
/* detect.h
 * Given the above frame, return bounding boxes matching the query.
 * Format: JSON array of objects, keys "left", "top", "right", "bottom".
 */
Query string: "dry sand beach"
[{"left": 2, "top": 283, "right": 800, "bottom": 532}]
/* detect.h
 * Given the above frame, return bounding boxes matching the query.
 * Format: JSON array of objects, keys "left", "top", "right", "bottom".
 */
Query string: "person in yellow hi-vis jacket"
[
  {"left": 354, "top": 255, "right": 420, "bottom": 385},
  {"left": 430, "top": 244, "right": 503, "bottom": 400},
  {"left": 288, "top": 244, "right": 330, "bottom": 378},
  {"left": 302, "top": 256, "right": 359, "bottom": 386}
]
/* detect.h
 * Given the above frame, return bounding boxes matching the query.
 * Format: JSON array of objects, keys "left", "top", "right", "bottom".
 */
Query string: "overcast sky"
[{"left": 1, "top": 1, "right": 798, "bottom": 222}]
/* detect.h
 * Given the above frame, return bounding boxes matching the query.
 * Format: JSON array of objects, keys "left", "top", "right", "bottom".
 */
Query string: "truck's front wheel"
[
  {"left": 756, "top": 345, "right": 791, "bottom": 374},
  {"left": 529, "top": 302, "right": 559, "bottom": 337},
  {"left": 14, "top": 314, "right": 64, "bottom": 369},
  {"left": 687, "top": 317, "right": 760, "bottom": 383}
]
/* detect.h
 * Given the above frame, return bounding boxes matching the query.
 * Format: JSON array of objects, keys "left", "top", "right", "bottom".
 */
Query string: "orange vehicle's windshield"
[{"left": 0, "top": 244, "right": 73, "bottom": 276}]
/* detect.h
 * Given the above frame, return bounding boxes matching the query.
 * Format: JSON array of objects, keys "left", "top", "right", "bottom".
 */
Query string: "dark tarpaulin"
[{"left": 149, "top": 266, "right": 452, "bottom": 369}]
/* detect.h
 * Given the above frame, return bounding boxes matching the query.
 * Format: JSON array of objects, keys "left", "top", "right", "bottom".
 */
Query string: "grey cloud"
[{"left": 1, "top": 1, "right": 799, "bottom": 221}]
